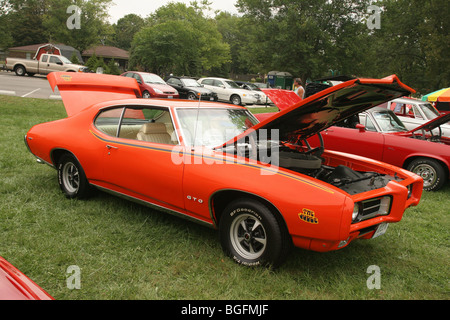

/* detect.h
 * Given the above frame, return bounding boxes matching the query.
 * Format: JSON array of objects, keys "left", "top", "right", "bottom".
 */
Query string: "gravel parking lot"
[{"left": 0, "top": 70, "right": 61, "bottom": 99}]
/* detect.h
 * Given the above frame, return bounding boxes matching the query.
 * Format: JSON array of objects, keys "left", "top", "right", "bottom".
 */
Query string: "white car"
[
  {"left": 382, "top": 97, "right": 450, "bottom": 137},
  {"left": 198, "top": 77, "right": 260, "bottom": 105}
]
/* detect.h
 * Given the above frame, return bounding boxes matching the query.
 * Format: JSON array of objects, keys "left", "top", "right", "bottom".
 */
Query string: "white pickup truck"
[{"left": 5, "top": 54, "right": 87, "bottom": 76}]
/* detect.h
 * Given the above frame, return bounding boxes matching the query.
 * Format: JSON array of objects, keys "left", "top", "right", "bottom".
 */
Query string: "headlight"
[
  {"left": 352, "top": 203, "right": 360, "bottom": 221},
  {"left": 154, "top": 88, "right": 163, "bottom": 94}
]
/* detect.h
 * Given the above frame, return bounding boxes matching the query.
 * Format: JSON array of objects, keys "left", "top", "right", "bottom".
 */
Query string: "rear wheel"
[
  {"left": 57, "top": 154, "right": 92, "bottom": 199},
  {"left": 407, "top": 157, "right": 446, "bottom": 191},
  {"left": 14, "top": 65, "right": 26, "bottom": 76},
  {"left": 219, "top": 198, "right": 290, "bottom": 268}
]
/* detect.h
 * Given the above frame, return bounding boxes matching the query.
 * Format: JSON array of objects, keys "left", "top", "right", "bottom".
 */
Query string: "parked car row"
[{"left": 119, "top": 71, "right": 272, "bottom": 106}]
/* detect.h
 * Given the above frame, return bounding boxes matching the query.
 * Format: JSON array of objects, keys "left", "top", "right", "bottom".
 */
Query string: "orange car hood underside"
[{"left": 227, "top": 75, "right": 416, "bottom": 145}]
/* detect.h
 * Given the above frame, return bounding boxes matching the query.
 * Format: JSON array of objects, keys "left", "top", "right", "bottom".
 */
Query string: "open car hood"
[
  {"left": 407, "top": 113, "right": 450, "bottom": 134},
  {"left": 260, "top": 89, "right": 302, "bottom": 111},
  {"left": 235, "top": 75, "right": 415, "bottom": 144},
  {"left": 48, "top": 72, "right": 141, "bottom": 117}
]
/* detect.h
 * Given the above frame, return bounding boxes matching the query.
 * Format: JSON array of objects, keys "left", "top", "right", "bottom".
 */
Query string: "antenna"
[{"left": 192, "top": 92, "right": 202, "bottom": 151}]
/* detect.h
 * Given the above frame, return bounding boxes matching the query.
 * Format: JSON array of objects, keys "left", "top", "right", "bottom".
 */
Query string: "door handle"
[{"left": 106, "top": 145, "right": 118, "bottom": 150}]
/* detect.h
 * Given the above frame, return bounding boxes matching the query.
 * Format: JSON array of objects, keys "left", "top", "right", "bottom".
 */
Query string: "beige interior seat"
[{"left": 137, "top": 122, "right": 172, "bottom": 144}]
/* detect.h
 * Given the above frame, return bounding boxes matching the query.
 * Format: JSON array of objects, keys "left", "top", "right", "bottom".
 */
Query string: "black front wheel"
[
  {"left": 57, "top": 154, "right": 92, "bottom": 199},
  {"left": 219, "top": 198, "right": 290, "bottom": 268}
]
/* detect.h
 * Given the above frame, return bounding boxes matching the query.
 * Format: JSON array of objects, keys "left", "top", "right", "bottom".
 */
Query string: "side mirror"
[{"left": 356, "top": 124, "right": 366, "bottom": 132}]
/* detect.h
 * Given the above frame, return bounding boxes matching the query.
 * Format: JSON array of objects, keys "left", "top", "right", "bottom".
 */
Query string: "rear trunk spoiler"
[{"left": 48, "top": 72, "right": 141, "bottom": 117}]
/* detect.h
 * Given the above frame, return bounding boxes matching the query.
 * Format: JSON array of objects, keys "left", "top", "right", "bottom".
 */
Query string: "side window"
[
  {"left": 202, "top": 79, "right": 213, "bottom": 86},
  {"left": 95, "top": 106, "right": 177, "bottom": 144},
  {"left": 365, "top": 116, "right": 377, "bottom": 132},
  {"left": 167, "top": 78, "right": 182, "bottom": 86},
  {"left": 49, "top": 56, "right": 61, "bottom": 64},
  {"left": 412, "top": 105, "right": 423, "bottom": 119},
  {"left": 132, "top": 73, "right": 142, "bottom": 83},
  {"left": 213, "top": 80, "right": 223, "bottom": 87},
  {"left": 41, "top": 55, "right": 48, "bottom": 63},
  {"left": 94, "top": 107, "right": 124, "bottom": 137},
  {"left": 124, "top": 107, "right": 177, "bottom": 144}
]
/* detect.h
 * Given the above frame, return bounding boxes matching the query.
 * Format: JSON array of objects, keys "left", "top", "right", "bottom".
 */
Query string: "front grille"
[{"left": 354, "top": 196, "right": 391, "bottom": 223}]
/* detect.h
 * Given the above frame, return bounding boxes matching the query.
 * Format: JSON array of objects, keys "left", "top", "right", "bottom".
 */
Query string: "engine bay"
[{"left": 221, "top": 135, "right": 402, "bottom": 195}]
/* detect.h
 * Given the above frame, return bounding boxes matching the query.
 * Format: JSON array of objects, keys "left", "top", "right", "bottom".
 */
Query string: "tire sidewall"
[
  {"left": 57, "top": 154, "right": 90, "bottom": 198},
  {"left": 219, "top": 199, "right": 286, "bottom": 267}
]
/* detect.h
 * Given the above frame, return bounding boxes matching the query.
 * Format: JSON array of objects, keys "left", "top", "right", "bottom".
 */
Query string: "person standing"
[{"left": 293, "top": 78, "right": 304, "bottom": 99}]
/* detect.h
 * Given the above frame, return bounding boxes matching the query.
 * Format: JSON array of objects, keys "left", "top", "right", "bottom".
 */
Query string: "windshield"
[
  {"left": 420, "top": 103, "right": 440, "bottom": 120},
  {"left": 225, "top": 81, "right": 241, "bottom": 89},
  {"left": 252, "top": 83, "right": 270, "bottom": 89},
  {"left": 182, "top": 78, "right": 202, "bottom": 87},
  {"left": 176, "top": 108, "right": 258, "bottom": 148},
  {"left": 141, "top": 73, "right": 166, "bottom": 84},
  {"left": 373, "top": 110, "right": 407, "bottom": 132}
]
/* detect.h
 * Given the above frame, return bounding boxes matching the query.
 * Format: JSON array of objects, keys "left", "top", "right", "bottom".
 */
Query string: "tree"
[
  {"left": 3, "top": 0, "right": 49, "bottom": 46},
  {"left": 43, "top": 0, "right": 112, "bottom": 52},
  {"left": 130, "top": 2, "right": 230, "bottom": 76},
  {"left": 111, "top": 13, "right": 144, "bottom": 50},
  {"left": 368, "top": 0, "right": 449, "bottom": 93}
]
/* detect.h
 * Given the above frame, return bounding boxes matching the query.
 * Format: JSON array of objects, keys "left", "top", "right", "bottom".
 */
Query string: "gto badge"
[
  {"left": 298, "top": 208, "right": 318, "bottom": 224},
  {"left": 187, "top": 195, "right": 203, "bottom": 204}
]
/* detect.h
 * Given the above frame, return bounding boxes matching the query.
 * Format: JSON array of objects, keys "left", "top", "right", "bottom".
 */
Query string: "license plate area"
[{"left": 372, "top": 222, "right": 389, "bottom": 238}]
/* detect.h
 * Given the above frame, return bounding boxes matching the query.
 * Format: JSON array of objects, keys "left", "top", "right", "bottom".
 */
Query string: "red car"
[
  {"left": 260, "top": 90, "right": 450, "bottom": 192},
  {"left": 0, "top": 256, "right": 53, "bottom": 300},
  {"left": 25, "top": 72, "right": 422, "bottom": 267},
  {"left": 121, "top": 71, "right": 179, "bottom": 99}
]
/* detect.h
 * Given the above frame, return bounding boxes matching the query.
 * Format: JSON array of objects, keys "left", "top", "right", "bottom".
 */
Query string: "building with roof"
[{"left": 82, "top": 45, "right": 129, "bottom": 72}]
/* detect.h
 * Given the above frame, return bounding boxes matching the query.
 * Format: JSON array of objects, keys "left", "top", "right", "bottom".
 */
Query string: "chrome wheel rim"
[
  {"left": 62, "top": 162, "right": 80, "bottom": 193},
  {"left": 230, "top": 214, "right": 267, "bottom": 260},
  {"left": 412, "top": 164, "right": 437, "bottom": 188}
]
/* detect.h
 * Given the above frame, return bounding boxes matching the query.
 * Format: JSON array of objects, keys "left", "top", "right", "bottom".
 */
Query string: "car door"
[
  {"left": 93, "top": 106, "right": 185, "bottom": 212},
  {"left": 39, "top": 54, "right": 50, "bottom": 74},
  {"left": 166, "top": 78, "right": 186, "bottom": 98},
  {"left": 47, "top": 56, "right": 65, "bottom": 72},
  {"left": 212, "top": 79, "right": 230, "bottom": 101}
]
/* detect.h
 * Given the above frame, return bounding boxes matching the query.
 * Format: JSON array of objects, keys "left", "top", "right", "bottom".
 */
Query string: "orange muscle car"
[{"left": 25, "top": 72, "right": 423, "bottom": 267}]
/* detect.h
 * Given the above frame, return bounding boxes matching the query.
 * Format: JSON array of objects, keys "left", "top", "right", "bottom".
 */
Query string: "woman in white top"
[{"left": 294, "top": 78, "right": 304, "bottom": 99}]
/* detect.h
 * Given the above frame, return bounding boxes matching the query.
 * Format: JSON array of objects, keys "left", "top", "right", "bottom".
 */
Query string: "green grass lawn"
[{"left": 0, "top": 95, "right": 448, "bottom": 300}]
